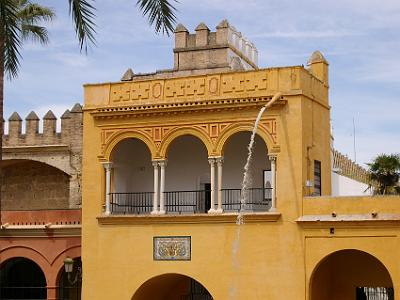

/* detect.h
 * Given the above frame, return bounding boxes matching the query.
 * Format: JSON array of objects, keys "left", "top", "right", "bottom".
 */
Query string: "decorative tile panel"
[{"left": 153, "top": 236, "right": 191, "bottom": 261}]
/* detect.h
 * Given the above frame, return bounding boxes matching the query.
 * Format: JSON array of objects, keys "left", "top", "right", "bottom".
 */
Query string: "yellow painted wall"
[{"left": 82, "top": 65, "right": 400, "bottom": 300}]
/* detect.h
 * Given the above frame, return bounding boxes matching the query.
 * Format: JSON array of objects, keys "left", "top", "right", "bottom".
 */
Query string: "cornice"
[
  {"left": 90, "top": 97, "right": 287, "bottom": 120},
  {"left": 0, "top": 225, "right": 81, "bottom": 237},
  {"left": 97, "top": 212, "right": 281, "bottom": 225},
  {"left": 2, "top": 144, "right": 69, "bottom": 153},
  {"left": 296, "top": 214, "right": 400, "bottom": 229}
]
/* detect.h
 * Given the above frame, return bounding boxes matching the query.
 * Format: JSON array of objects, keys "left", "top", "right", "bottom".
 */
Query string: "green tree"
[{"left": 367, "top": 154, "right": 400, "bottom": 195}]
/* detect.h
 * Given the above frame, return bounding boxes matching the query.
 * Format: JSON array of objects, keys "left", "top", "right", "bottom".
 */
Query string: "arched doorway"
[
  {"left": 111, "top": 138, "right": 154, "bottom": 214},
  {"left": 0, "top": 257, "right": 47, "bottom": 299},
  {"left": 132, "top": 273, "right": 213, "bottom": 300},
  {"left": 222, "top": 131, "right": 270, "bottom": 211},
  {"left": 165, "top": 135, "right": 210, "bottom": 214},
  {"left": 58, "top": 257, "right": 82, "bottom": 300},
  {"left": 311, "top": 249, "right": 394, "bottom": 300}
]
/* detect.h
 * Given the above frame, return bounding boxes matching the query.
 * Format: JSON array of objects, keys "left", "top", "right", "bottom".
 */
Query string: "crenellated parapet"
[
  {"left": 173, "top": 19, "right": 258, "bottom": 71},
  {"left": 2, "top": 103, "right": 83, "bottom": 208},
  {"left": 332, "top": 149, "right": 370, "bottom": 184},
  {"left": 3, "top": 103, "right": 82, "bottom": 148}
]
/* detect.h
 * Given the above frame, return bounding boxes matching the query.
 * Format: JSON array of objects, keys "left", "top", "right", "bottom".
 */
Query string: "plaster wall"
[{"left": 331, "top": 172, "right": 371, "bottom": 196}]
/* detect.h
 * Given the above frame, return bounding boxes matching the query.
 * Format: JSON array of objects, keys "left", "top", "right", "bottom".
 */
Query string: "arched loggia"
[
  {"left": 164, "top": 135, "right": 210, "bottom": 214},
  {"left": 221, "top": 131, "right": 272, "bottom": 211},
  {"left": 109, "top": 138, "right": 154, "bottom": 214}
]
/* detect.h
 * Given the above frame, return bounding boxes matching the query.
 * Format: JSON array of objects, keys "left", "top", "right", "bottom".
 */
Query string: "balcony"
[
  {"left": 102, "top": 132, "right": 277, "bottom": 217},
  {"left": 109, "top": 188, "right": 272, "bottom": 215}
]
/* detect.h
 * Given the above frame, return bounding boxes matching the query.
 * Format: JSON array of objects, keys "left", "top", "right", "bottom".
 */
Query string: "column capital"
[
  {"left": 268, "top": 154, "right": 277, "bottom": 161},
  {"left": 215, "top": 156, "right": 224, "bottom": 164},
  {"left": 102, "top": 162, "right": 113, "bottom": 170},
  {"left": 152, "top": 161, "right": 159, "bottom": 167},
  {"left": 208, "top": 157, "right": 217, "bottom": 164},
  {"left": 158, "top": 159, "right": 168, "bottom": 167}
]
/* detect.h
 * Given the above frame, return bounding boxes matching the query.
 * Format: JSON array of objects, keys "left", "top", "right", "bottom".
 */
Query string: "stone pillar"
[
  {"left": 102, "top": 162, "right": 113, "bottom": 215},
  {"left": 151, "top": 161, "right": 159, "bottom": 215},
  {"left": 208, "top": 158, "right": 216, "bottom": 213},
  {"left": 216, "top": 157, "right": 224, "bottom": 213},
  {"left": 46, "top": 285, "right": 57, "bottom": 300},
  {"left": 159, "top": 160, "right": 167, "bottom": 214},
  {"left": 269, "top": 155, "right": 277, "bottom": 212}
]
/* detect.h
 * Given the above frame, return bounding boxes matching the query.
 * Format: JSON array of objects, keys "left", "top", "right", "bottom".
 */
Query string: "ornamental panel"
[{"left": 153, "top": 236, "right": 191, "bottom": 261}]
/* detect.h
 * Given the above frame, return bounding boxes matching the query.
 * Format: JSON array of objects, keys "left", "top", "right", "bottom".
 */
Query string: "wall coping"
[{"left": 97, "top": 212, "right": 281, "bottom": 225}]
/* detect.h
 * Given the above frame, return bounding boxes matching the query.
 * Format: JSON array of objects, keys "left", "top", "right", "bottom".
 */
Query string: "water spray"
[{"left": 237, "top": 92, "right": 282, "bottom": 225}]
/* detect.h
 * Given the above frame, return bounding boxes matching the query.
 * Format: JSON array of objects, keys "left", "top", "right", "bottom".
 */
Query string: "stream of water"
[{"left": 236, "top": 105, "right": 267, "bottom": 225}]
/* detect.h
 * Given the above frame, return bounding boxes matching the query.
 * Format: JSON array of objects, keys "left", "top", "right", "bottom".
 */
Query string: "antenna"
[{"left": 353, "top": 117, "right": 357, "bottom": 163}]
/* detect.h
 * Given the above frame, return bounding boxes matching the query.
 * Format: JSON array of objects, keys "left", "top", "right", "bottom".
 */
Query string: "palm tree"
[
  {"left": 367, "top": 154, "right": 400, "bottom": 195},
  {"left": 0, "top": 0, "right": 178, "bottom": 223}
]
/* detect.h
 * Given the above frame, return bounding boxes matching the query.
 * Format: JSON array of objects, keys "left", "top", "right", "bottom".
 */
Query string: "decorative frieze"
[{"left": 109, "top": 72, "right": 270, "bottom": 105}]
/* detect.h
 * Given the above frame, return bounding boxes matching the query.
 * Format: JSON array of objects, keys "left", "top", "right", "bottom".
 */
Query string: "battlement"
[
  {"left": 173, "top": 19, "right": 258, "bottom": 72},
  {"left": 332, "top": 149, "right": 370, "bottom": 184},
  {"left": 3, "top": 103, "right": 83, "bottom": 149}
]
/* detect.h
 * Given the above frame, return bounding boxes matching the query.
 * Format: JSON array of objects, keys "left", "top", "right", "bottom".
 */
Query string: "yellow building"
[{"left": 82, "top": 20, "right": 400, "bottom": 300}]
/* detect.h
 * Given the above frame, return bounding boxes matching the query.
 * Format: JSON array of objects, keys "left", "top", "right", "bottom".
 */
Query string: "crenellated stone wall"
[
  {"left": 332, "top": 149, "right": 370, "bottom": 184},
  {"left": 173, "top": 19, "right": 258, "bottom": 72},
  {"left": 2, "top": 103, "right": 83, "bottom": 208}
]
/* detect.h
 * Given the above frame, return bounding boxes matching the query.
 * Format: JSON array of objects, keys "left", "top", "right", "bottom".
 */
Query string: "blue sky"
[{"left": 4, "top": 0, "right": 400, "bottom": 167}]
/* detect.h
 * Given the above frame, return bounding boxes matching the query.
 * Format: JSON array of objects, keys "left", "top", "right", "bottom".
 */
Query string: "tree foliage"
[{"left": 367, "top": 154, "right": 400, "bottom": 195}]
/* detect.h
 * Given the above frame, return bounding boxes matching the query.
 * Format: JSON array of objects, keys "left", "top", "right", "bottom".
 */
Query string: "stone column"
[
  {"left": 159, "top": 160, "right": 167, "bottom": 214},
  {"left": 269, "top": 155, "right": 277, "bottom": 212},
  {"left": 208, "top": 158, "right": 216, "bottom": 213},
  {"left": 151, "top": 161, "right": 159, "bottom": 215},
  {"left": 216, "top": 156, "right": 224, "bottom": 213},
  {"left": 102, "top": 162, "right": 113, "bottom": 215}
]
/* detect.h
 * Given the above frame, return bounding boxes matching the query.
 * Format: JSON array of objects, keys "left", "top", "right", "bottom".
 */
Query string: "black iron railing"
[
  {"left": 110, "top": 192, "right": 153, "bottom": 214},
  {"left": 0, "top": 286, "right": 47, "bottom": 299},
  {"left": 222, "top": 188, "right": 271, "bottom": 212},
  {"left": 109, "top": 188, "right": 271, "bottom": 215},
  {"left": 356, "top": 287, "right": 394, "bottom": 300},
  {"left": 165, "top": 190, "right": 210, "bottom": 214}
]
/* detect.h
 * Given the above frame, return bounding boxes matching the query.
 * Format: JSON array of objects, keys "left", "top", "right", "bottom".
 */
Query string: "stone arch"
[
  {"left": 52, "top": 245, "right": 81, "bottom": 269},
  {"left": 131, "top": 273, "right": 214, "bottom": 300},
  {"left": 103, "top": 130, "right": 157, "bottom": 161},
  {"left": 0, "top": 257, "right": 47, "bottom": 299},
  {"left": 1, "top": 159, "right": 71, "bottom": 210},
  {"left": 0, "top": 246, "right": 50, "bottom": 284},
  {"left": 1, "top": 159, "right": 70, "bottom": 177},
  {"left": 310, "top": 249, "right": 394, "bottom": 300},
  {"left": 160, "top": 127, "right": 214, "bottom": 158},
  {"left": 215, "top": 122, "right": 275, "bottom": 156}
]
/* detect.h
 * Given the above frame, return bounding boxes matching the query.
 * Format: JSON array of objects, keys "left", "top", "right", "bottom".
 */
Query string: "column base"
[
  {"left": 208, "top": 208, "right": 218, "bottom": 214},
  {"left": 158, "top": 210, "right": 166, "bottom": 215},
  {"left": 269, "top": 207, "right": 277, "bottom": 212},
  {"left": 104, "top": 210, "right": 111, "bottom": 216},
  {"left": 215, "top": 208, "right": 223, "bottom": 214},
  {"left": 151, "top": 210, "right": 159, "bottom": 215}
]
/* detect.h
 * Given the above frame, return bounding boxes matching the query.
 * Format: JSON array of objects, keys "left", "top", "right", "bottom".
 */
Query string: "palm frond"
[
  {"left": 0, "top": 0, "right": 22, "bottom": 79},
  {"left": 17, "top": 2, "right": 55, "bottom": 23},
  {"left": 136, "top": 0, "right": 178, "bottom": 35},
  {"left": 20, "top": 24, "right": 49, "bottom": 44},
  {"left": 68, "top": 0, "right": 96, "bottom": 53}
]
